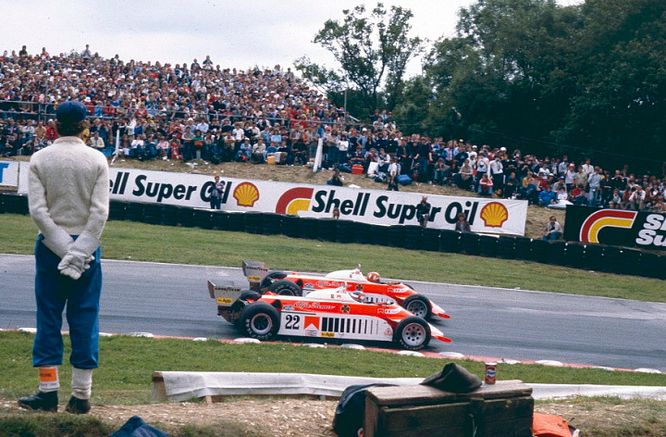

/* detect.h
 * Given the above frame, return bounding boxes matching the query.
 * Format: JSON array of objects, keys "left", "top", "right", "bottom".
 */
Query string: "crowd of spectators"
[{"left": 1, "top": 46, "right": 665, "bottom": 215}]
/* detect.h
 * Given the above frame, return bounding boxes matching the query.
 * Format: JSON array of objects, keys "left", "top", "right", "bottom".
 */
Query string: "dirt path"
[{"left": 3, "top": 395, "right": 664, "bottom": 437}]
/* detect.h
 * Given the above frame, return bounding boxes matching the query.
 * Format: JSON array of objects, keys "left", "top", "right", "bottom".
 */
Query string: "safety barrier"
[{"left": 1, "top": 194, "right": 662, "bottom": 279}]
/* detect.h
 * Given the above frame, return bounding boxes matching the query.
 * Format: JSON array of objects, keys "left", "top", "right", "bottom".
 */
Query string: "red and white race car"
[
  {"left": 208, "top": 281, "right": 452, "bottom": 351},
  {"left": 241, "top": 261, "right": 449, "bottom": 321}
]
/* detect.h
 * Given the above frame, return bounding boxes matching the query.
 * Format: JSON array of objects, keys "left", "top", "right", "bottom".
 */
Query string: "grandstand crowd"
[{"left": 1, "top": 46, "right": 665, "bottom": 214}]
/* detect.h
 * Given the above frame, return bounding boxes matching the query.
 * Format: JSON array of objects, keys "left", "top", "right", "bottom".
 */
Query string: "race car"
[
  {"left": 241, "top": 260, "right": 449, "bottom": 321},
  {"left": 208, "top": 281, "right": 452, "bottom": 351}
]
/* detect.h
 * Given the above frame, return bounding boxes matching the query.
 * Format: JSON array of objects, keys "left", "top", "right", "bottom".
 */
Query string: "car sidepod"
[{"left": 275, "top": 299, "right": 395, "bottom": 343}]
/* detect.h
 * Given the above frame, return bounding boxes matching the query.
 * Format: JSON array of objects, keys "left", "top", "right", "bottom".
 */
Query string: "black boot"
[
  {"left": 65, "top": 395, "right": 91, "bottom": 414},
  {"left": 17, "top": 391, "right": 58, "bottom": 412}
]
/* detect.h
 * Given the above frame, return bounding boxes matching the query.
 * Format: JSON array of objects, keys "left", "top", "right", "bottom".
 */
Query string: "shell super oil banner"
[
  {"left": 17, "top": 163, "right": 528, "bottom": 235},
  {"left": 563, "top": 205, "right": 666, "bottom": 250}
]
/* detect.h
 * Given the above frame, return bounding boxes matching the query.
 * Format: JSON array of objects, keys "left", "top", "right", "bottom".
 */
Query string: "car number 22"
[{"left": 284, "top": 314, "right": 301, "bottom": 330}]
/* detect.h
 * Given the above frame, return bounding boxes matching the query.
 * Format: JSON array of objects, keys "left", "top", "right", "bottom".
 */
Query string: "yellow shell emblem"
[
  {"left": 479, "top": 202, "right": 509, "bottom": 228},
  {"left": 233, "top": 182, "right": 260, "bottom": 207}
]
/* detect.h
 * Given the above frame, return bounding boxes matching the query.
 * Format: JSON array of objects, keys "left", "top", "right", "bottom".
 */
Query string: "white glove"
[
  {"left": 57, "top": 250, "right": 94, "bottom": 280},
  {"left": 59, "top": 265, "right": 83, "bottom": 280}
]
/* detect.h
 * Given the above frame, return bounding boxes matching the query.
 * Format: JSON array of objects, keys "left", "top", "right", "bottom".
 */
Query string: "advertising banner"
[
  {"left": 0, "top": 160, "right": 19, "bottom": 187},
  {"left": 18, "top": 165, "right": 528, "bottom": 235},
  {"left": 564, "top": 206, "right": 666, "bottom": 250}
]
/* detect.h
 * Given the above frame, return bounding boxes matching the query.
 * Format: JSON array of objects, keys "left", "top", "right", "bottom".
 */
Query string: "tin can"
[{"left": 484, "top": 362, "right": 497, "bottom": 384}]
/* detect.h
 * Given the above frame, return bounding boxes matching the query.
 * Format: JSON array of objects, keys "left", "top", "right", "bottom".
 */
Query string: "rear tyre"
[
  {"left": 260, "top": 271, "right": 287, "bottom": 289},
  {"left": 403, "top": 294, "right": 432, "bottom": 320},
  {"left": 268, "top": 279, "right": 302, "bottom": 296},
  {"left": 394, "top": 316, "right": 431, "bottom": 350},
  {"left": 239, "top": 302, "right": 280, "bottom": 340}
]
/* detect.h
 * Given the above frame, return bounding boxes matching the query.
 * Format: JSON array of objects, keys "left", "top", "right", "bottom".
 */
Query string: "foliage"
[
  {"left": 295, "top": 3, "right": 422, "bottom": 116},
  {"left": 392, "top": 0, "right": 666, "bottom": 172}
]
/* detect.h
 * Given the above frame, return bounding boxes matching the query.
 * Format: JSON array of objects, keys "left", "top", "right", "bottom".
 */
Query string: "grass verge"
[
  {"left": 1, "top": 332, "right": 665, "bottom": 437},
  {"left": 1, "top": 214, "right": 665, "bottom": 302},
  {"left": 2, "top": 331, "right": 665, "bottom": 405}
]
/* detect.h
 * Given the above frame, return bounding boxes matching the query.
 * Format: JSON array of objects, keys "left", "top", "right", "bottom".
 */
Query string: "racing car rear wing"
[
  {"left": 242, "top": 260, "right": 269, "bottom": 291},
  {"left": 207, "top": 281, "right": 243, "bottom": 307}
]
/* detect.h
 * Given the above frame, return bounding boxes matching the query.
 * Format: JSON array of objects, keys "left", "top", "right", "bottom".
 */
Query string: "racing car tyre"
[
  {"left": 403, "top": 294, "right": 432, "bottom": 320},
  {"left": 240, "top": 291, "right": 261, "bottom": 301},
  {"left": 231, "top": 291, "right": 262, "bottom": 314},
  {"left": 394, "top": 317, "right": 431, "bottom": 351},
  {"left": 239, "top": 302, "right": 280, "bottom": 340},
  {"left": 268, "top": 279, "right": 302, "bottom": 296},
  {"left": 260, "top": 271, "right": 287, "bottom": 289}
]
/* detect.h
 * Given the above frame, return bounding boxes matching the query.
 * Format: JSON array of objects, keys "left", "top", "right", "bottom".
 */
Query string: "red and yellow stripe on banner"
[{"left": 579, "top": 209, "right": 638, "bottom": 243}]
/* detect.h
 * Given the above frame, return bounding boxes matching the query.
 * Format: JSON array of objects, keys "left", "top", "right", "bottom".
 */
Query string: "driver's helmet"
[
  {"left": 367, "top": 271, "right": 380, "bottom": 283},
  {"left": 350, "top": 290, "right": 366, "bottom": 303}
]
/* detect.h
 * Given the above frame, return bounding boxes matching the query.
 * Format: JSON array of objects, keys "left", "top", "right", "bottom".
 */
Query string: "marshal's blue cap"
[{"left": 55, "top": 101, "right": 87, "bottom": 124}]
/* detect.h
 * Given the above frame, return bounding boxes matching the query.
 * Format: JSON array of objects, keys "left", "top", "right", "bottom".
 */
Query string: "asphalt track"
[{"left": 1, "top": 254, "right": 665, "bottom": 371}]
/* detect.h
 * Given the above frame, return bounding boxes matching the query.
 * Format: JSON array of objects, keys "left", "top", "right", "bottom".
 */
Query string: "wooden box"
[{"left": 364, "top": 380, "right": 533, "bottom": 437}]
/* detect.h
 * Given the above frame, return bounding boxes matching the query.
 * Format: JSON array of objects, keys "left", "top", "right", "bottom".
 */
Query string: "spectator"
[
  {"left": 416, "top": 196, "right": 431, "bottom": 228},
  {"left": 478, "top": 173, "right": 493, "bottom": 196},
  {"left": 543, "top": 216, "right": 562, "bottom": 240},
  {"left": 489, "top": 155, "right": 504, "bottom": 195},
  {"left": 454, "top": 213, "right": 471, "bottom": 232},
  {"left": 455, "top": 158, "right": 474, "bottom": 189},
  {"left": 539, "top": 186, "right": 557, "bottom": 207},
  {"left": 327, "top": 168, "right": 344, "bottom": 186},
  {"left": 204, "top": 173, "right": 221, "bottom": 208},
  {"left": 251, "top": 138, "right": 266, "bottom": 163},
  {"left": 387, "top": 156, "right": 400, "bottom": 191}
]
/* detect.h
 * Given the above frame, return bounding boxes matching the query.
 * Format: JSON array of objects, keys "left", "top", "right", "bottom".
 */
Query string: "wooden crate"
[{"left": 364, "top": 380, "right": 533, "bottom": 437}]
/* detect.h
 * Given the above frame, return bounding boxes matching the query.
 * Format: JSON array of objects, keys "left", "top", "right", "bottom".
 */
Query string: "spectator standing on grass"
[
  {"left": 19, "top": 101, "right": 109, "bottom": 415},
  {"left": 543, "top": 216, "right": 562, "bottom": 240}
]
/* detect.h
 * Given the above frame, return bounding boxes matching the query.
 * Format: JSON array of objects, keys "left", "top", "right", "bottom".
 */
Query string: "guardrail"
[{"left": 1, "top": 193, "right": 662, "bottom": 279}]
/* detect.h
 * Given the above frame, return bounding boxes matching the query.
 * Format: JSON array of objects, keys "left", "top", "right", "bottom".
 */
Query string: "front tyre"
[
  {"left": 239, "top": 302, "right": 280, "bottom": 340},
  {"left": 403, "top": 294, "right": 432, "bottom": 320},
  {"left": 268, "top": 280, "right": 302, "bottom": 296},
  {"left": 394, "top": 316, "right": 431, "bottom": 350}
]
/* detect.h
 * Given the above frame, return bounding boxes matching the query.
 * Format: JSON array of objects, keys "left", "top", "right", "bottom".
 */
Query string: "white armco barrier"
[{"left": 154, "top": 371, "right": 666, "bottom": 402}]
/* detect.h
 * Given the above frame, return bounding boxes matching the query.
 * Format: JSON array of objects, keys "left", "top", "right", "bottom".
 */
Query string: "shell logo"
[
  {"left": 233, "top": 182, "right": 260, "bottom": 207},
  {"left": 579, "top": 209, "right": 637, "bottom": 243},
  {"left": 479, "top": 202, "right": 509, "bottom": 228},
  {"left": 275, "top": 187, "right": 314, "bottom": 215}
]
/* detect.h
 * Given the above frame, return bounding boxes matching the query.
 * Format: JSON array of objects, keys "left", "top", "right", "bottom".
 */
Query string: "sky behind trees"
[{"left": 0, "top": 0, "right": 581, "bottom": 75}]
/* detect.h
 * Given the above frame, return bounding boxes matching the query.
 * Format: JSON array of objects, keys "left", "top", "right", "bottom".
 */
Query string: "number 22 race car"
[
  {"left": 241, "top": 260, "right": 450, "bottom": 321},
  {"left": 208, "top": 281, "right": 452, "bottom": 351}
]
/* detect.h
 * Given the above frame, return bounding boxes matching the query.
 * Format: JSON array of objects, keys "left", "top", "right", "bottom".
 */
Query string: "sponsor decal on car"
[
  {"left": 378, "top": 307, "right": 401, "bottom": 315},
  {"left": 316, "top": 280, "right": 343, "bottom": 288},
  {"left": 216, "top": 297, "right": 233, "bottom": 305},
  {"left": 294, "top": 301, "right": 336, "bottom": 311},
  {"left": 321, "top": 332, "right": 335, "bottom": 338}
]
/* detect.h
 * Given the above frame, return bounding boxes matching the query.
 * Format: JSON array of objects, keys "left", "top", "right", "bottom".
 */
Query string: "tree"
[
  {"left": 411, "top": 0, "right": 666, "bottom": 171},
  {"left": 294, "top": 3, "right": 422, "bottom": 118}
]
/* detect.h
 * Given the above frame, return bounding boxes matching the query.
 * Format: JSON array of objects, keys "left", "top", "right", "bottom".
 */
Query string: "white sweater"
[{"left": 28, "top": 136, "right": 109, "bottom": 258}]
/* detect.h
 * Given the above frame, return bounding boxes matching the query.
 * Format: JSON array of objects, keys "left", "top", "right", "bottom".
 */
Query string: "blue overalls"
[{"left": 32, "top": 235, "right": 102, "bottom": 369}]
